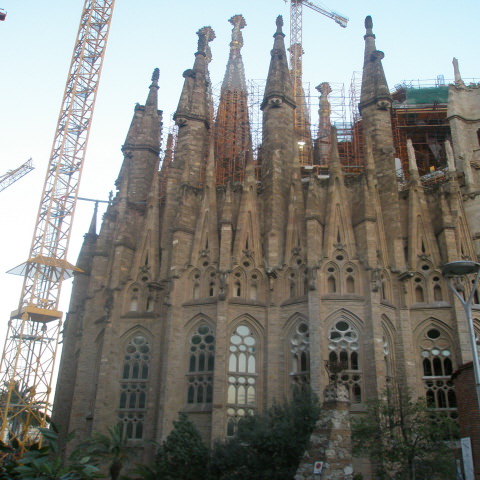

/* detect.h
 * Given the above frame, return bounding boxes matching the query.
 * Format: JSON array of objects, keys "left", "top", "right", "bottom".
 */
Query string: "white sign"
[
  {"left": 313, "top": 461, "right": 324, "bottom": 474},
  {"left": 461, "top": 437, "right": 474, "bottom": 480}
]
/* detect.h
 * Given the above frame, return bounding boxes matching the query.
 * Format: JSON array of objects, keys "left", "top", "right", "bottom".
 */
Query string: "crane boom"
[
  {"left": 0, "top": 0, "right": 115, "bottom": 449},
  {"left": 0, "top": 159, "right": 34, "bottom": 193},
  {"left": 303, "top": 0, "right": 347, "bottom": 28}
]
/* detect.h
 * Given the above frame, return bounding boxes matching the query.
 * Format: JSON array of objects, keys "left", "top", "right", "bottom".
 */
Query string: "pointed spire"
[
  {"left": 123, "top": 68, "right": 162, "bottom": 150},
  {"left": 88, "top": 201, "right": 99, "bottom": 236},
  {"left": 119, "top": 69, "right": 162, "bottom": 204},
  {"left": 406, "top": 139, "right": 420, "bottom": 184},
  {"left": 328, "top": 126, "right": 342, "bottom": 174},
  {"left": 261, "top": 15, "right": 295, "bottom": 110},
  {"left": 146, "top": 68, "right": 160, "bottom": 108},
  {"left": 221, "top": 15, "right": 247, "bottom": 91},
  {"left": 174, "top": 27, "right": 215, "bottom": 128},
  {"left": 215, "top": 15, "right": 251, "bottom": 186},
  {"left": 359, "top": 16, "right": 391, "bottom": 113},
  {"left": 452, "top": 58, "right": 465, "bottom": 87},
  {"left": 76, "top": 202, "right": 99, "bottom": 273}
]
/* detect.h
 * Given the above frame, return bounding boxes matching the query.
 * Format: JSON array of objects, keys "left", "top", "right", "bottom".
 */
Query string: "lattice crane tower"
[
  {"left": 288, "top": 0, "right": 347, "bottom": 164},
  {"left": 0, "top": 0, "right": 115, "bottom": 448}
]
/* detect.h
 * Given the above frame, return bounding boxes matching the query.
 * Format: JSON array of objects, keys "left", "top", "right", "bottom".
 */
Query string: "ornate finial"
[
  {"left": 276, "top": 15, "right": 283, "bottom": 32},
  {"left": 364, "top": 15, "right": 375, "bottom": 39},
  {"left": 229, "top": 14, "right": 246, "bottom": 50},
  {"left": 151, "top": 68, "right": 160, "bottom": 85},
  {"left": 196, "top": 26, "right": 216, "bottom": 56},
  {"left": 316, "top": 81, "right": 332, "bottom": 96},
  {"left": 196, "top": 26, "right": 215, "bottom": 62}
]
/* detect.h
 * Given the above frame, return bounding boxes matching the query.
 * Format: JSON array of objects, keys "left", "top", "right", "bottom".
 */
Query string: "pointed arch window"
[
  {"left": 233, "top": 271, "right": 244, "bottom": 298},
  {"left": 414, "top": 277, "right": 425, "bottom": 302},
  {"left": 344, "top": 265, "right": 356, "bottom": 294},
  {"left": 227, "top": 324, "right": 257, "bottom": 436},
  {"left": 431, "top": 274, "right": 443, "bottom": 302},
  {"left": 346, "top": 276, "right": 355, "bottom": 294},
  {"left": 117, "top": 334, "right": 150, "bottom": 440},
  {"left": 328, "top": 320, "right": 362, "bottom": 403},
  {"left": 290, "top": 321, "right": 310, "bottom": 388},
  {"left": 382, "top": 329, "right": 396, "bottom": 384},
  {"left": 289, "top": 272, "right": 297, "bottom": 298},
  {"left": 327, "top": 276, "right": 336, "bottom": 293},
  {"left": 326, "top": 265, "right": 338, "bottom": 294},
  {"left": 128, "top": 286, "right": 140, "bottom": 312},
  {"left": 186, "top": 324, "right": 215, "bottom": 405},
  {"left": 146, "top": 295, "right": 155, "bottom": 312},
  {"left": 420, "top": 327, "right": 456, "bottom": 413}
]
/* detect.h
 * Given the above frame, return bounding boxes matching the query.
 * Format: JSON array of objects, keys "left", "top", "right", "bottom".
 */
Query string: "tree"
[
  {"left": 352, "top": 389, "right": 458, "bottom": 480},
  {"left": 9, "top": 425, "right": 100, "bottom": 480},
  {"left": 208, "top": 388, "right": 320, "bottom": 480},
  {"left": 75, "top": 424, "right": 131, "bottom": 480},
  {"left": 136, "top": 413, "right": 209, "bottom": 480}
]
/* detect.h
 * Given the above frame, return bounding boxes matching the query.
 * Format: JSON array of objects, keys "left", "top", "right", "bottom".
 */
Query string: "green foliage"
[
  {"left": 208, "top": 388, "right": 320, "bottom": 480},
  {"left": 5, "top": 425, "right": 100, "bottom": 480},
  {"left": 352, "top": 389, "right": 458, "bottom": 480},
  {"left": 74, "top": 424, "right": 131, "bottom": 480},
  {"left": 141, "top": 413, "right": 209, "bottom": 480}
]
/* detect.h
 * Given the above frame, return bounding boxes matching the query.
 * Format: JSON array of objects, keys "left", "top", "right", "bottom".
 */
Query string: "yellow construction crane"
[
  {"left": 287, "top": 0, "right": 348, "bottom": 163},
  {"left": 0, "top": 0, "right": 115, "bottom": 449},
  {"left": 0, "top": 159, "right": 34, "bottom": 193}
]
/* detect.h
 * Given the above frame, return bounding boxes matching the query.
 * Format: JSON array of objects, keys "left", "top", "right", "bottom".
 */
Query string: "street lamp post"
[{"left": 441, "top": 261, "right": 480, "bottom": 410}]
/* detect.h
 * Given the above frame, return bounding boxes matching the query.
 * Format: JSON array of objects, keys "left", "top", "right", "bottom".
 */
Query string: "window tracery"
[
  {"left": 328, "top": 320, "right": 362, "bottom": 403},
  {"left": 186, "top": 323, "right": 215, "bottom": 405},
  {"left": 117, "top": 333, "right": 150, "bottom": 440},
  {"left": 289, "top": 321, "right": 310, "bottom": 387},
  {"left": 419, "top": 326, "right": 456, "bottom": 413},
  {"left": 227, "top": 324, "right": 257, "bottom": 436}
]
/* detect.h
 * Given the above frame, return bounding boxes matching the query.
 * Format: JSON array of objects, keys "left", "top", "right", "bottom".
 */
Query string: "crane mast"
[
  {"left": 289, "top": 0, "right": 347, "bottom": 164},
  {"left": 0, "top": 0, "right": 115, "bottom": 448},
  {"left": 0, "top": 159, "right": 34, "bottom": 193}
]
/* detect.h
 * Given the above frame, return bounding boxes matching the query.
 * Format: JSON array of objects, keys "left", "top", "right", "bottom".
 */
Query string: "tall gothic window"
[
  {"left": 328, "top": 320, "right": 362, "bottom": 403},
  {"left": 117, "top": 334, "right": 150, "bottom": 440},
  {"left": 420, "top": 327, "right": 456, "bottom": 412},
  {"left": 227, "top": 324, "right": 257, "bottom": 436},
  {"left": 186, "top": 324, "right": 215, "bottom": 405},
  {"left": 290, "top": 321, "right": 310, "bottom": 387}
]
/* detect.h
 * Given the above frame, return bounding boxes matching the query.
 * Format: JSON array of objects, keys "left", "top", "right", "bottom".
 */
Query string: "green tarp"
[{"left": 405, "top": 86, "right": 449, "bottom": 105}]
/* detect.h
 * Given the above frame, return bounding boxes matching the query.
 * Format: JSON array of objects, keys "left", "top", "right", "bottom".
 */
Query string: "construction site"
[{"left": 0, "top": 0, "right": 479, "bottom": 478}]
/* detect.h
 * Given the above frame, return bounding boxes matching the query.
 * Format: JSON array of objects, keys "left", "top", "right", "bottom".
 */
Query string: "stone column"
[{"left": 295, "top": 384, "right": 354, "bottom": 480}]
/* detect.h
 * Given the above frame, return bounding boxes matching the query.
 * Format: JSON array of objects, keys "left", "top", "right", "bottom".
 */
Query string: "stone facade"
[{"left": 53, "top": 13, "right": 480, "bottom": 471}]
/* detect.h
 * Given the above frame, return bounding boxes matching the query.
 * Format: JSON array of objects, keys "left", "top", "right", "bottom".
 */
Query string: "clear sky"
[{"left": 0, "top": 0, "right": 478, "bottom": 365}]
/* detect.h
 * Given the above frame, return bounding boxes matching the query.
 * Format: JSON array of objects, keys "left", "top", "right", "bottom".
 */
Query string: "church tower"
[{"left": 54, "top": 13, "right": 480, "bottom": 469}]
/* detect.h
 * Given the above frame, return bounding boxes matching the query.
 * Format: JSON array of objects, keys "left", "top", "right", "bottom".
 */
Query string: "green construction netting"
[{"left": 405, "top": 86, "right": 449, "bottom": 105}]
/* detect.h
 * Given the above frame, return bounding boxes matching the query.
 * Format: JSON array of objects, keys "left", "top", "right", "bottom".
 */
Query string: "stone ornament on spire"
[
  {"left": 229, "top": 14, "right": 246, "bottom": 50},
  {"left": 316, "top": 82, "right": 332, "bottom": 141},
  {"left": 453, "top": 57, "right": 466, "bottom": 88},
  {"left": 151, "top": 68, "right": 160, "bottom": 86},
  {"left": 275, "top": 15, "right": 285, "bottom": 37},
  {"left": 364, "top": 15, "right": 375, "bottom": 39},
  {"left": 196, "top": 26, "right": 216, "bottom": 60}
]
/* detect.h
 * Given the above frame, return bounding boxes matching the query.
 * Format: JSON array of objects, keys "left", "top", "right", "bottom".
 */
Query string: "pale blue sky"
[{"left": 0, "top": 0, "right": 478, "bottom": 347}]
